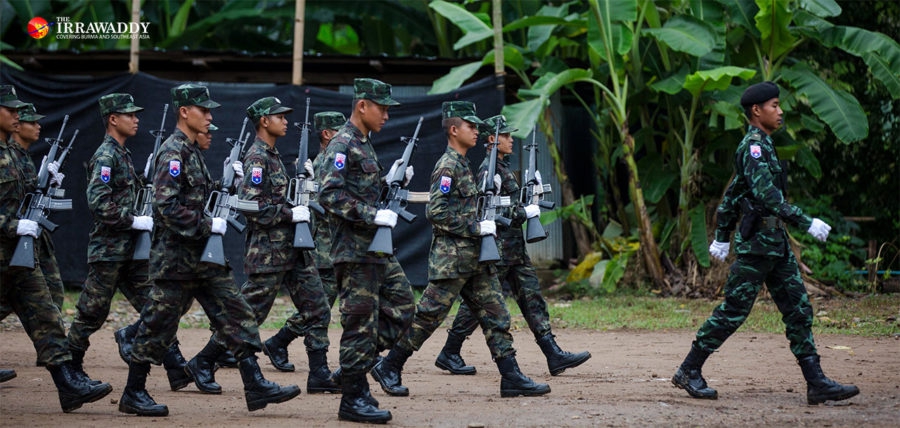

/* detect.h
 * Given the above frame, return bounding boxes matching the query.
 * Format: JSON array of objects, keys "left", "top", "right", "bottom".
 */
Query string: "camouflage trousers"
[
  {"left": 131, "top": 272, "right": 262, "bottom": 365},
  {"left": 401, "top": 270, "right": 515, "bottom": 360},
  {"left": 0, "top": 232, "right": 63, "bottom": 319},
  {"left": 449, "top": 261, "right": 551, "bottom": 341},
  {"left": 334, "top": 257, "right": 414, "bottom": 376},
  {"left": 318, "top": 267, "right": 338, "bottom": 308},
  {"left": 67, "top": 260, "right": 153, "bottom": 352},
  {"left": 695, "top": 251, "right": 817, "bottom": 358},
  {"left": 217, "top": 259, "right": 331, "bottom": 352},
  {"left": 0, "top": 264, "right": 70, "bottom": 366}
]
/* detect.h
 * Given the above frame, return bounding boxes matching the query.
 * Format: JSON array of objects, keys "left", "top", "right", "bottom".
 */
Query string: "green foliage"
[{"left": 794, "top": 197, "right": 870, "bottom": 292}]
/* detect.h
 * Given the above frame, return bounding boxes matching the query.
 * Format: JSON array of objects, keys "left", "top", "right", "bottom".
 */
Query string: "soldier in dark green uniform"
[
  {"left": 371, "top": 102, "right": 550, "bottom": 409},
  {"left": 319, "top": 78, "right": 416, "bottom": 424},
  {"left": 187, "top": 96, "right": 338, "bottom": 396},
  {"left": 436, "top": 115, "right": 590, "bottom": 377},
  {"left": 672, "top": 81, "right": 859, "bottom": 405},
  {"left": 260, "top": 110, "right": 345, "bottom": 375},
  {"left": 0, "top": 84, "right": 113, "bottom": 412},
  {"left": 118, "top": 84, "right": 300, "bottom": 417}
]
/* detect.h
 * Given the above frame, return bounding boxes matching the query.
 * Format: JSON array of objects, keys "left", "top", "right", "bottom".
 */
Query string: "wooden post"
[
  {"left": 492, "top": 0, "right": 504, "bottom": 83},
  {"left": 128, "top": 0, "right": 140, "bottom": 74},
  {"left": 292, "top": 0, "right": 306, "bottom": 85}
]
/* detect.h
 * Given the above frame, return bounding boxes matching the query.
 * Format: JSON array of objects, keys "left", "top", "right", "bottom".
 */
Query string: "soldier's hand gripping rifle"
[
  {"left": 520, "top": 126, "right": 554, "bottom": 243},
  {"left": 287, "top": 98, "right": 324, "bottom": 249},
  {"left": 476, "top": 118, "right": 512, "bottom": 262},
  {"left": 10, "top": 115, "right": 74, "bottom": 268},
  {"left": 132, "top": 103, "right": 168, "bottom": 260},
  {"left": 201, "top": 118, "right": 259, "bottom": 266},
  {"left": 367, "top": 116, "right": 423, "bottom": 256}
]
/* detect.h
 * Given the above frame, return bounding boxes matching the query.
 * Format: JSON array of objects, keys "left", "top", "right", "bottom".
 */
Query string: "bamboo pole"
[
  {"left": 292, "top": 0, "right": 306, "bottom": 85},
  {"left": 128, "top": 0, "right": 140, "bottom": 74},
  {"left": 492, "top": 0, "right": 504, "bottom": 82}
]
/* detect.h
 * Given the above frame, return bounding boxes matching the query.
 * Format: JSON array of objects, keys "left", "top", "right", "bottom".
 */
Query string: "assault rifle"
[
  {"left": 10, "top": 115, "right": 75, "bottom": 268},
  {"left": 476, "top": 118, "right": 512, "bottom": 262},
  {"left": 367, "top": 116, "right": 423, "bottom": 256},
  {"left": 287, "top": 98, "right": 324, "bottom": 249},
  {"left": 132, "top": 103, "right": 168, "bottom": 260},
  {"left": 520, "top": 126, "right": 554, "bottom": 243},
  {"left": 200, "top": 117, "right": 258, "bottom": 266}
]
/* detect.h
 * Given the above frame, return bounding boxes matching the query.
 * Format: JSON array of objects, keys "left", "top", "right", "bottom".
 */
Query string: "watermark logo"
[{"left": 27, "top": 17, "right": 51, "bottom": 39}]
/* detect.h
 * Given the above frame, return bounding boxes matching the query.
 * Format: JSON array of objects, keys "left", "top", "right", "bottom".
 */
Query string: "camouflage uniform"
[
  {"left": 311, "top": 111, "right": 346, "bottom": 307},
  {"left": 318, "top": 88, "right": 414, "bottom": 377},
  {"left": 68, "top": 94, "right": 153, "bottom": 355},
  {"left": 694, "top": 124, "right": 816, "bottom": 357}
]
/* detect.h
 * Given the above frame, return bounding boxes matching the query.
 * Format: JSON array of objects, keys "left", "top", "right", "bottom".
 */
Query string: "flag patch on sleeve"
[
  {"left": 439, "top": 176, "right": 452, "bottom": 194},
  {"left": 334, "top": 153, "right": 346, "bottom": 170},
  {"left": 99, "top": 166, "right": 111, "bottom": 183},
  {"left": 250, "top": 167, "right": 263, "bottom": 185},
  {"left": 750, "top": 144, "right": 762, "bottom": 159},
  {"left": 169, "top": 160, "right": 181, "bottom": 177}
]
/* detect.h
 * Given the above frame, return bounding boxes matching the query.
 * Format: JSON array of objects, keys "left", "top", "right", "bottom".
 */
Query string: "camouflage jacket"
[
  {"left": 311, "top": 151, "right": 333, "bottom": 270},
  {"left": 238, "top": 137, "right": 296, "bottom": 274},
  {"left": 427, "top": 146, "right": 495, "bottom": 280},
  {"left": 715, "top": 125, "right": 812, "bottom": 257},
  {"left": 9, "top": 141, "right": 37, "bottom": 191},
  {"left": 318, "top": 122, "right": 385, "bottom": 265},
  {"left": 476, "top": 156, "right": 528, "bottom": 266},
  {"left": 0, "top": 137, "right": 28, "bottom": 262},
  {"left": 86, "top": 134, "right": 142, "bottom": 262},
  {"left": 150, "top": 127, "right": 219, "bottom": 279}
]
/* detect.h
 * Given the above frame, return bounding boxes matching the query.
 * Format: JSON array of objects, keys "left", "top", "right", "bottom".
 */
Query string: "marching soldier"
[{"left": 118, "top": 84, "right": 300, "bottom": 416}]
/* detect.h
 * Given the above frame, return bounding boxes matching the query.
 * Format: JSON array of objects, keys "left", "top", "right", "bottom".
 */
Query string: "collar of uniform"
[
  {"left": 103, "top": 133, "right": 128, "bottom": 153},
  {"left": 496, "top": 157, "right": 510, "bottom": 168},
  {"left": 444, "top": 145, "right": 470, "bottom": 166},
  {"left": 746, "top": 125, "right": 770, "bottom": 144},
  {"left": 344, "top": 122, "right": 368, "bottom": 144}
]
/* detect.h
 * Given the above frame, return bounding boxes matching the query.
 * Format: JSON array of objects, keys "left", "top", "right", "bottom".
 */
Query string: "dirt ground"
[{"left": 1, "top": 316, "right": 898, "bottom": 427}]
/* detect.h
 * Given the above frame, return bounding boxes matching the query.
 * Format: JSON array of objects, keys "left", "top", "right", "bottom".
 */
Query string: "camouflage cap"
[
  {"left": 315, "top": 111, "right": 346, "bottom": 132},
  {"left": 98, "top": 93, "right": 144, "bottom": 116},
  {"left": 0, "top": 85, "right": 27, "bottom": 109},
  {"left": 354, "top": 78, "right": 400, "bottom": 106},
  {"left": 171, "top": 83, "right": 221, "bottom": 109},
  {"left": 482, "top": 114, "right": 517, "bottom": 136},
  {"left": 442, "top": 101, "right": 483, "bottom": 125},
  {"left": 17, "top": 103, "right": 45, "bottom": 122},
  {"left": 207, "top": 123, "right": 219, "bottom": 132},
  {"left": 247, "top": 96, "right": 293, "bottom": 123}
]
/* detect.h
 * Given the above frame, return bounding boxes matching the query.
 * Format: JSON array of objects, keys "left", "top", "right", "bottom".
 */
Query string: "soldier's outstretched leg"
[
  {"left": 68, "top": 348, "right": 102, "bottom": 386},
  {"left": 48, "top": 361, "right": 113, "bottom": 413},
  {"left": 435, "top": 330, "right": 476, "bottom": 375},
  {"left": 338, "top": 372, "right": 391, "bottom": 424},
  {"left": 798, "top": 355, "right": 859, "bottom": 404},
  {"left": 672, "top": 343, "right": 717, "bottom": 399},
  {"left": 185, "top": 338, "right": 223, "bottom": 394},
  {"left": 307, "top": 348, "right": 340, "bottom": 393},
  {"left": 238, "top": 355, "right": 301, "bottom": 411},
  {"left": 536, "top": 333, "right": 591, "bottom": 376},
  {"left": 162, "top": 341, "right": 191, "bottom": 391},
  {"left": 0, "top": 369, "right": 16, "bottom": 382},
  {"left": 114, "top": 320, "right": 141, "bottom": 364},
  {"left": 495, "top": 355, "right": 550, "bottom": 397},
  {"left": 370, "top": 347, "right": 411, "bottom": 396},
  {"left": 262, "top": 327, "right": 298, "bottom": 372},
  {"left": 119, "top": 361, "right": 168, "bottom": 416}
]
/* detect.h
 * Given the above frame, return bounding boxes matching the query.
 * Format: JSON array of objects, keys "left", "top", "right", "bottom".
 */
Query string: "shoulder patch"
[
  {"left": 169, "top": 160, "right": 181, "bottom": 177},
  {"left": 250, "top": 166, "right": 263, "bottom": 185},
  {"left": 439, "top": 175, "right": 452, "bottom": 194},
  {"left": 334, "top": 152, "right": 346, "bottom": 170},
  {"left": 749, "top": 144, "right": 762, "bottom": 159},
  {"left": 99, "top": 166, "right": 111, "bottom": 183}
]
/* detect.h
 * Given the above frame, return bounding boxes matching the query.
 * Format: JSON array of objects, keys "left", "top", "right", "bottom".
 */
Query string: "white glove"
[
  {"left": 374, "top": 209, "right": 398, "bottom": 228},
  {"left": 524, "top": 204, "right": 541, "bottom": 219},
  {"left": 403, "top": 165, "right": 414, "bottom": 186},
  {"left": 303, "top": 158, "right": 314, "bottom": 178},
  {"left": 47, "top": 161, "right": 64, "bottom": 187},
  {"left": 130, "top": 216, "right": 154, "bottom": 231},
  {"left": 385, "top": 159, "right": 404, "bottom": 183},
  {"left": 232, "top": 160, "right": 244, "bottom": 179},
  {"left": 142, "top": 153, "right": 153, "bottom": 178},
  {"left": 534, "top": 170, "right": 542, "bottom": 187},
  {"left": 480, "top": 173, "right": 503, "bottom": 192},
  {"left": 291, "top": 205, "right": 310, "bottom": 223},
  {"left": 479, "top": 220, "right": 496, "bottom": 236},
  {"left": 708, "top": 240, "right": 730, "bottom": 262},
  {"left": 807, "top": 218, "right": 831, "bottom": 242},
  {"left": 211, "top": 217, "right": 227, "bottom": 235},
  {"left": 16, "top": 219, "right": 39, "bottom": 238}
]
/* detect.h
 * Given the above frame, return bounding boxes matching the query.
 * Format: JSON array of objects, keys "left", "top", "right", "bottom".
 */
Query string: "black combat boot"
[
  {"left": 798, "top": 355, "right": 860, "bottom": 405},
  {"left": 672, "top": 344, "right": 718, "bottom": 399},
  {"left": 331, "top": 366, "right": 343, "bottom": 388},
  {"left": 238, "top": 355, "right": 301, "bottom": 411},
  {"left": 184, "top": 339, "right": 223, "bottom": 394},
  {"left": 495, "top": 355, "right": 551, "bottom": 397},
  {"left": 435, "top": 331, "right": 476, "bottom": 375},
  {"left": 307, "top": 349, "right": 341, "bottom": 393},
  {"left": 114, "top": 320, "right": 140, "bottom": 364},
  {"left": 370, "top": 347, "right": 411, "bottom": 396},
  {"left": 536, "top": 333, "right": 592, "bottom": 376},
  {"left": 262, "top": 327, "right": 298, "bottom": 372},
  {"left": 47, "top": 361, "right": 113, "bottom": 413},
  {"left": 69, "top": 349, "right": 102, "bottom": 386},
  {"left": 0, "top": 369, "right": 16, "bottom": 383},
  {"left": 118, "top": 361, "right": 168, "bottom": 416},
  {"left": 216, "top": 350, "right": 239, "bottom": 369},
  {"left": 162, "top": 341, "right": 191, "bottom": 391},
  {"left": 338, "top": 372, "right": 391, "bottom": 424}
]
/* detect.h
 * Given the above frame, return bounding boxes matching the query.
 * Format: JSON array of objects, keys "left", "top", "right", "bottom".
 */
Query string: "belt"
[{"left": 759, "top": 216, "right": 783, "bottom": 229}]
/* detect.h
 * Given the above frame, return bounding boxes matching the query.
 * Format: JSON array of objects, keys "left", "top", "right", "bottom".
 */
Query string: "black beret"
[{"left": 740, "top": 81, "right": 779, "bottom": 107}]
